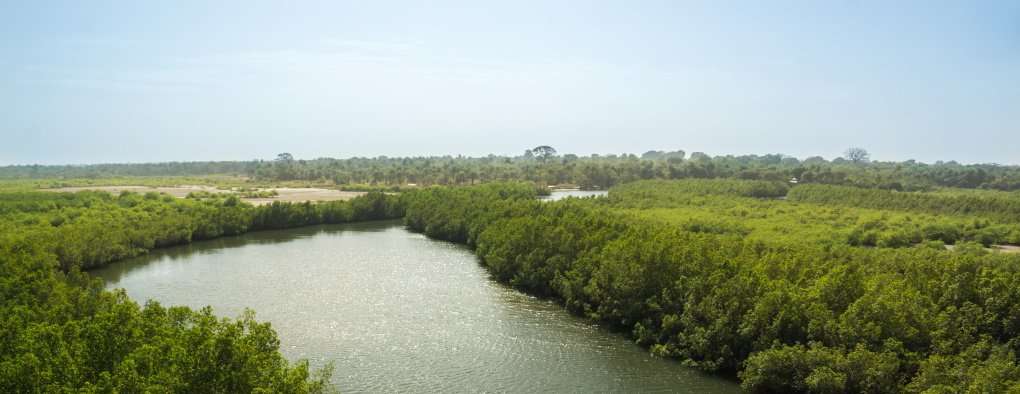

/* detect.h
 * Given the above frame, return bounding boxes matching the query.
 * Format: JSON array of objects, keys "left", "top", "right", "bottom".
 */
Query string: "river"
[
  {"left": 539, "top": 189, "right": 608, "bottom": 201},
  {"left": 92, "top": 208, "right": 736, "bottom": 393}
]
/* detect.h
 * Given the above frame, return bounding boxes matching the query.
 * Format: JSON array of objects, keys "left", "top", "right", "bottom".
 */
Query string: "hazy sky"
[{"left": 2, "top": 1, "right": 1018, "bottom": 165}]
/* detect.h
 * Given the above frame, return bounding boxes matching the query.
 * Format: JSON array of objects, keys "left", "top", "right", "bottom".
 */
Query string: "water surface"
[
  {"left": 93, "top": 220, "right": 737, "bottom": 393},
  {"left": 540, "top": 189, "right": 608, "bottom": 201}
]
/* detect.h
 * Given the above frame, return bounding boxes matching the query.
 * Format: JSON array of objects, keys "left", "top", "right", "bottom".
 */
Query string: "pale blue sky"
[{"left": 1, "top": 1, "right": 1017, "bottom": 165}]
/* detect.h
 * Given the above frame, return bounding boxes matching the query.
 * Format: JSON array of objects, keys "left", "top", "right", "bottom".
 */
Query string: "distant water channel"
[
  {"left": 92, "top": 193, "right": 735, "bottom": 393},
  {"left": 539, "top": 189, "right": 609, "bottom": 201}
]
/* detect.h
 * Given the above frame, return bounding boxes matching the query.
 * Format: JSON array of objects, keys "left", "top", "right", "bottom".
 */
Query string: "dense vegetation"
[
  {"left": 4, "top": 173, "right": 1020, "bottom": 392},
  {"left": 611, "top": 180, "right": 1020, "bottom": 248},
  {"left": 789, "top": 184, "right": 1020, "bottom": 223},
  {"left": 607, "top": 178, "right": 789, "bottom": 200},
  {"left": 5, "top": 149, "right": 1020, "bottom": 191},
  {"left": 401, "top": 181, "right": 1020, "bottom": 392},
  {"left": 1, "top": 190, "right": 402, "bottom": 270},
  {"left": 0, "top": 190, "right": 403, "bottom": 392}
]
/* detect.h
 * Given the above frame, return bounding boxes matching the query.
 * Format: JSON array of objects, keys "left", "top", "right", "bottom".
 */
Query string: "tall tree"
[
  {"left": 844, "top": 147, "right": 870, "bottom": 164},
  {"left": 531, "top": 146, "right": 557, "bottom": 162}
]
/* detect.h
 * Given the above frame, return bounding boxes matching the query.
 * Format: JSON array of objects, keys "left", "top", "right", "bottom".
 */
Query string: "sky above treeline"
[{"left": 1, "top": 1, "right": 1018, "bottom": 166}]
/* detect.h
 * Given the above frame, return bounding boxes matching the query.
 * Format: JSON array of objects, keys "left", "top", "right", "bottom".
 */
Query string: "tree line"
[{"left": 4, "top": 149, "right": 1020, "bottom": 191}]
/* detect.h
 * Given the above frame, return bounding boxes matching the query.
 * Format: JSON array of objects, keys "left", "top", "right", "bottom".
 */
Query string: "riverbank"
[
  {"left": 92, "top": 220, "right": 738, "bottom": 392},
  {"left": 0, "top": 190, "right": 357, "bottom": 392}
]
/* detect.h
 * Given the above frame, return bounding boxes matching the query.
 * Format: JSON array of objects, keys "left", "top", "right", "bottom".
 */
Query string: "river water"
[
  {"left": 92, "top": 201, "right": 736, "bottom": 393},
  {"left": 539, "top": 189, "right": 608, "bottom": 201}
]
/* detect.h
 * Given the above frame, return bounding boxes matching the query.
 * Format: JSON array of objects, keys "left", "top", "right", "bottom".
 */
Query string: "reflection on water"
[
  {"left": 91, "top": 220, "right": 737, "bottom": 393},
  {"left": 95, "top": 221, "right": 399, "bottom": 284}
]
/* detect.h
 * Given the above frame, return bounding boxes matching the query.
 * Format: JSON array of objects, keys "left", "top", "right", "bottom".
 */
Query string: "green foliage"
[
  {"left": 402, "top": 183, "right": 539, "bottom": 244},
  {"left": 0, "top": 189, "right": 407, "bottom": 391},
  {"left": 6, "top": 173, "right": 1020, "bottom": 391},
  {"left": 399, "top": 181, "right": 1020, "bottom": 392},
  {"left": 1, "top": 190, "right": 403, "bottom": 271},
  {"left": 906, "top": 341, "right": 1020, "bottom": 393},
  {"left": 740, "top": 343, "right": 902, "bottom": 393},
  {"left": 608, "top": 179, "right": 790, "bottom": 202},
  {"left": 789, "top": 184, "right": 1020, "bottom": 223},
  {"left": 250, "top": 193, "right": 402, "bottom": 230},
  {"left": 610, "top": 181, "right": 1020, "bottom": 248},
  {"left": 0, "top": 239, "right": 334, "bottom": 393}
]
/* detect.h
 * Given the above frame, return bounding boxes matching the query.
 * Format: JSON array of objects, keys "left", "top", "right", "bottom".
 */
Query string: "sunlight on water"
[{"left": 92, "top": 221, "right": 737, "bottom": 393}]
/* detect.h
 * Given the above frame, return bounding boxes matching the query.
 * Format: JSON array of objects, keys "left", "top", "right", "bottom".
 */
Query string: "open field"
[
  {"left": 45, "top": 185, "right": 227, "bottom": 198},
  {"left": 241, "top": 188, "right": 366, "bottom": 206},
  {"left": 44, "top": 185, "right": 366, "bottom": 206},
  {"left": 607, "top": 180, "right": 1020, "bottom": 251},
  {"left": 0, "top": 175, "right": 342, "bottom": 192}
]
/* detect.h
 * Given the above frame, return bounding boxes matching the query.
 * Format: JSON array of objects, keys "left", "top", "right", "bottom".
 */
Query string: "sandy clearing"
[
  {"left": 45, "top": 185, "right": 366, "bottom": 206},
  {"left": 994, "top": 245, "right": 1020, "bottom": 254},
  {"left": 243, "top": 188, "right": 366, "bottom": 206}
]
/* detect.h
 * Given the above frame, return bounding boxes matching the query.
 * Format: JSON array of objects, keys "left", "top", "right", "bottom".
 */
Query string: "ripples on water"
[{"left": 92, "top": 218, "right": 737, "bottom": 393}]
